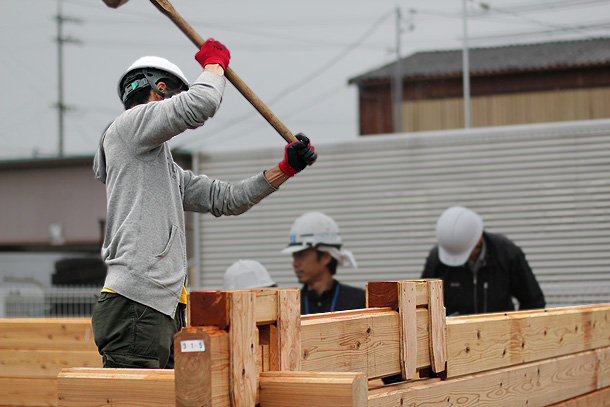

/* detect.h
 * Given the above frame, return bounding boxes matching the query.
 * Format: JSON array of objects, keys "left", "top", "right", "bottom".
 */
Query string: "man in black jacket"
[
  {"left": 281, "top": 212, "right": 366, "bottom": 314},
  {"left": 421, "top": 206, "right": 545, "bottom": 316}
]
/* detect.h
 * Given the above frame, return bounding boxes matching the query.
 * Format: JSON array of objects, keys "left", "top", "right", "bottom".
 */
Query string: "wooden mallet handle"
[{"left": 149, "top": 0, "right": 297, "bottom": 143}]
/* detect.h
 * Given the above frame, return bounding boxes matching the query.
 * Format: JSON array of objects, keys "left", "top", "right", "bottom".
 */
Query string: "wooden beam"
[
  {"left": 368, "top": 347, "right": 610, "bottom": 407},
  {"left": 0, "top": 349, "right": 101, "bottom": 379},
  {"left": 228, "top": 291, "right": 257, "bottom": 407},
  {"left": 0, "top": 377, "right": 57, "bottom": 407},
  {"left": 546, "top": 387, "right": 610, "bottom": 407},
  {"left": 57, "top": 368, "right": 175, "bottom": 407},
  {"left": 259, "top": 371, "right": 368, "bottom": 407},
  {"left": 301, "top": 307, "right": 391, "bottom": 321},
  {"left": 174, "top": 327, "right": 212, "bottom": 407},
  {"left": 58, "top": 327, "right": 232, "bottom": 407},
  {"left": 0, "top": 318, "right": 96, "bottom": 351},
  {"left": 446, "top": 304, "right": 610, "bottom": 378},
  {"left": 189, "top": 289, "right": 299, "bottom": 329},
  {"left": 300, "top": 308, "right": 431, "bottom": 379}
]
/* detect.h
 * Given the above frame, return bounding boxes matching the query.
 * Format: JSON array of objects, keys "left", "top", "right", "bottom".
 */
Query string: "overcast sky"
[{"left": 2, "top": 0, "right": 610, "bottom": 160}]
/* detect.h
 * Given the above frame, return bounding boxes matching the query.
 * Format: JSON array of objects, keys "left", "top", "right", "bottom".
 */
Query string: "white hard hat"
[
  {"left": 222, "top": 260, "right": 276, "bottom": 290},
  {"left": 281, "top": 212, "right": 357, "bottom": 268},
  {"left": 117, "top": 56, "right": 189, "bottom": 103},
  {"left": 436, "top": 206, "right": 483, "bottom": 267}
]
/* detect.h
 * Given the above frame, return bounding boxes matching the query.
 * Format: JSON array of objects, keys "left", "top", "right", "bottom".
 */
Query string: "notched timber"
[
  {"left": 300, "top": 308, "right": 431, "bottom": 379},
  {"left": 367, "top": 280, "right": 430, "bottom": 309}
]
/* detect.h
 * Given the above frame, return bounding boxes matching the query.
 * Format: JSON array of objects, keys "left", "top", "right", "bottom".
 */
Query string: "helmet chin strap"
[{"left": 142, "top": 68, "right": 165, "bottom": 99}]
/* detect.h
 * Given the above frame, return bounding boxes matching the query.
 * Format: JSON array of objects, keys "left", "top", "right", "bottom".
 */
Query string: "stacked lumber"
[
  {"left": 56, "top": 280, "right": 610, "bottom": 406},
  {"left": 0, "top": 318, "right": 101, "bottom": 407}
]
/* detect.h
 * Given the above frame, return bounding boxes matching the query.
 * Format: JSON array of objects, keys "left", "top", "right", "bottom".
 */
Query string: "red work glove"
[
  {"left": 195, "top": 38, "right": 230, "bottom": 70},
  {"left": 278, "top": 133, "right": 317, "bottom": 177}
]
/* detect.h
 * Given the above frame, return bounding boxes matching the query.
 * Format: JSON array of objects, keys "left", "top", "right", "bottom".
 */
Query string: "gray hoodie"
[{"left": 93, "top": 71, "right": 275, "bottom": 317}]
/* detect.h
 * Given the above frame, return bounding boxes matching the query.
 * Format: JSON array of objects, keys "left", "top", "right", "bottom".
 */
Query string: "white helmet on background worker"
[
  {"left": 435, "top": 206, "right": 483, "bottom": 267},
  {"left": 281, "top": 212, "right": 357, "bottom": 268},
  {"left": 222, "top": 260, "right": 276, "bottom": 290},
  {"left": 117, "top": 56, "right": 189, "bottom": 104}
]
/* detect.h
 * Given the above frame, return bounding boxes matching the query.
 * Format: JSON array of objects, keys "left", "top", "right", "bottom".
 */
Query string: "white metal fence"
[{"left": 0, "top": 286, "right": 100, "bottom": 318}]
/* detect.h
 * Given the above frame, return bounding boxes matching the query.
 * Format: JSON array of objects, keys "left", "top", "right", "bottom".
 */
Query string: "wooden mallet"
[{"left": 102, "top": 0, "right": 297, "bottom": 143}]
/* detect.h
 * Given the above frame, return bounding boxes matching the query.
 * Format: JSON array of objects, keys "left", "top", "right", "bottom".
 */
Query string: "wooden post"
[
  {"left": 187, "top": 288, "right": 300, "bottom": 405},
  {"left": 229, "top": 291, "right": 257, "bottom": 407},
  {"left": 174, "top": 327, "right": 212, "bottom": 407},
  {"left": 398, "top": 281, "right": 417, "bottom": 379},
  {"left": 427, "top": 279, "right": 447, "bottom": 374},
  {"left": 367, "top": 280, "right": 429, "bottom": 380},
  {"left": 277, "top": 289, "right": 301, "bottom": 371}
]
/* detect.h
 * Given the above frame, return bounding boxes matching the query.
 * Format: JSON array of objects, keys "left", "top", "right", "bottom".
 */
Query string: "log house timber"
[{"left": 54, "top": 279, "right": 610, "bottom": 406}]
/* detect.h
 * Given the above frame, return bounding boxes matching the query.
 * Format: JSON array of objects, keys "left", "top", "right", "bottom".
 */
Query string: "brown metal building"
[{"left": 348, "top": 37, "right": 610, "bottom": 135}]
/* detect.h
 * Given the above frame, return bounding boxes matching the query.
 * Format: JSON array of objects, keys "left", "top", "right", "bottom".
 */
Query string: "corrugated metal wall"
[{"left": 195, "top": 119, "right": 610, "bottom": 308}]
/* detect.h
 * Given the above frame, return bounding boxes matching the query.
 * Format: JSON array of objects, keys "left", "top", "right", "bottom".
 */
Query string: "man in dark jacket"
[{"left": 421, "top": 206, "right": 545, "bottom": 316}]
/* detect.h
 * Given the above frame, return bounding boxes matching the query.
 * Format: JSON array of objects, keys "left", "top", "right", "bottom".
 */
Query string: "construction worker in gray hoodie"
[{"left": 91, "top": 39, "right": 317, "bottom": 369}]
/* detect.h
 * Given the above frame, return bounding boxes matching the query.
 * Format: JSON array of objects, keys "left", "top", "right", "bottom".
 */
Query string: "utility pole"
[
  {"left": 392, "top": 7, "right": 403, "bottom": 133},
  {"left": 54, "top": 0, "right": 82, "bottom": 157},
  {"left": 462, "top": 0, "right": 471, "bottom": 128}
]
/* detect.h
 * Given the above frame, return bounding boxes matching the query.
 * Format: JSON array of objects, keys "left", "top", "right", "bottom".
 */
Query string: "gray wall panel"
[{"left": 196, "top": 119, "right": 610, "bottom": 308}]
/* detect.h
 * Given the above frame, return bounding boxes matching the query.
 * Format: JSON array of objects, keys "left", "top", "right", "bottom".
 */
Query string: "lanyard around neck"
[{"left": 305, "top": 282, "right": 341, "bottom": 315}]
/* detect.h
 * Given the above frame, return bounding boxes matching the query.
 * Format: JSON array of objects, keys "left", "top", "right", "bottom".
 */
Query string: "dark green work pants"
[{"left": 91, "top": 292, "right": 184, "bottom": 368}]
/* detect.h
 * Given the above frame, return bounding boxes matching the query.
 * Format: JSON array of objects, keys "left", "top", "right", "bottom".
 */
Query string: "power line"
[
  {"left": 172, "top": 9, "right": 395, "bottom": 151},
  {"left": 416, "top": 0, "right": 610, "bottom": 19},
  {"left": 473, "top": 1, "right": 603, "bottom": 33},
  {"left": 469, "top": 21, "right": 610, "bottom": 42},
  {"left": 415, "top": 1, "right": 610, "bottom": 44},
  {"left": 183, "top": 83, "right": 349, "bottom": 150},
  {"left": 266, "top": 10, "right": 394, "bottom": 105},
  {"left": 467, "top": 0, "right": 610, "bottom": 42},
  {"left": 469, "top": 0, "right": 610, "bottom": 16},
  {"left": 81, "top": 37, "right": 384, "bottom": 52},
  {"left": 65, "top": 0, "right": 390, "bottom": 50}
]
